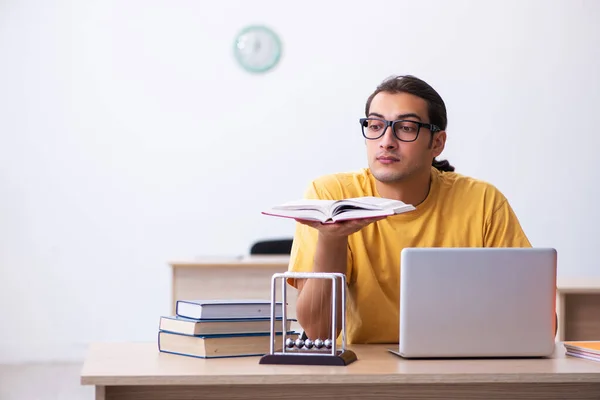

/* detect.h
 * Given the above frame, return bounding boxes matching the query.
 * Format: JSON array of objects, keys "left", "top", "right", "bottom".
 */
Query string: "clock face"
[{"left": 234, "top": 25, "right": 281, "bottom": 73}]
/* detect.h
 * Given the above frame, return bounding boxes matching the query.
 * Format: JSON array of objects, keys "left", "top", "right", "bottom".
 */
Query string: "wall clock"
[{"left": 234, "top": 25, "right": 282, "bottom": 73}]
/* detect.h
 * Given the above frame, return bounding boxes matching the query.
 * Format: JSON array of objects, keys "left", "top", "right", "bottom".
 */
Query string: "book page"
[
  {"left": 271, "top": 199, "right": 335, "bottom": 214},
  {"left": 331, "top": 208, "right": 395, "bottom": 222},
  {"left": 333, "top": 196, "right": 408, "bottom": 212},
  {"left": 262, "top": 208, "right": 329, "bottom": 223}
]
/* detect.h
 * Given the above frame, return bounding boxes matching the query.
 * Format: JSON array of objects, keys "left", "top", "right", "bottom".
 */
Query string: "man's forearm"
[{"left": 296, "top": 233, "right": 347, "bottom": 340}]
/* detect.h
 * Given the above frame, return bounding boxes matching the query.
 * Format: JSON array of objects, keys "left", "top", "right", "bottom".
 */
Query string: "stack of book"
[
  {"left": 564, "top": 341, "right": 600, "bottom": 362},
  {"left": 158, "top": 299, "right": 297, "bottom": 359}
]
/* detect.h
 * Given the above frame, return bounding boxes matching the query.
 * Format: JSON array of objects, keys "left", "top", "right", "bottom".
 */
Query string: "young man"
[{"left": 287, "top": 75, "right": 531, "bottom": 344}]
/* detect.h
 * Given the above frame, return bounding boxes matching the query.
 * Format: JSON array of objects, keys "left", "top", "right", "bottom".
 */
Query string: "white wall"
[{"left": 1, "top": 0, "right": 599, "bottom": 363}]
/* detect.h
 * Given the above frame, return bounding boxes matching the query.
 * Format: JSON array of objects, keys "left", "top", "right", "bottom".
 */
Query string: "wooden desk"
[
  {"left": 169, "top": 258, "right": 600, "bottom": 341},
  {"left": 81, "top": 342, "right": 600, "bottom": 400}
]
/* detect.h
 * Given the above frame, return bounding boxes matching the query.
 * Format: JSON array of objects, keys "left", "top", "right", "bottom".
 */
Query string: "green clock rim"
[{"left": 233, "top": 25, "right": 282, "bottom": 73}]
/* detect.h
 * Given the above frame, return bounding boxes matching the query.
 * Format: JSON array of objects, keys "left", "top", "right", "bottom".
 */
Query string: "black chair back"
[{"left": 250, "top": 239, "right": 293, "bottom": 255}]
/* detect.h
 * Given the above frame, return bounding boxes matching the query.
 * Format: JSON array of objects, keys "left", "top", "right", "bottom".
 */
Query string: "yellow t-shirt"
[{"left": 287, "top": 166, "right": 531, "bottom": 344}]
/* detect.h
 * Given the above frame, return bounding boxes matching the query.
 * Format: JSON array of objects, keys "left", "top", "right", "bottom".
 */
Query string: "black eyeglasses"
[{"left": 359, "top": 117, "right": 441, "bottom": 142}]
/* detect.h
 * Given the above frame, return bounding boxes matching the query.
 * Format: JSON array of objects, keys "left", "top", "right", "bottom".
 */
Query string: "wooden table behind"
[
  {"left": 170, "top": 256, "right": 297, "bottom": 319},
  {"left": 556, "top": 278, "right": 600, "bottom": 341},
  {"left": 169, "top": 258, "right": 600, "bottom": 341}
]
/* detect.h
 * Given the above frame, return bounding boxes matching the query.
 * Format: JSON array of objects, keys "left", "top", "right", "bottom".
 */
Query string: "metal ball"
[
  {"left": 314, "top": 338, "right": 324, "bottom": 349},
  {"left": 285, "top": 338, "right": 295, "bottom": 348},
  {"left": 304, "top": 339, "right": 314, "bottom": 349},
  {"left": 324, "top": 339, "right": 332, "bottom": 349},
  {"left": 295, "top": 338, "right": 305, "bottom": 348}
]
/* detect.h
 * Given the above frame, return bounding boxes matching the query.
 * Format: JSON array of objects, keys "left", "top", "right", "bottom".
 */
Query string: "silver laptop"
[{"left": 392, "top": 247, "right": 557, "bottom": 358}]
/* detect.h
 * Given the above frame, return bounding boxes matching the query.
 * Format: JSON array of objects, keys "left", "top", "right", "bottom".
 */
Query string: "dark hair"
[{"left": 365, "top": 75, "right": 455, "bottom": 172}]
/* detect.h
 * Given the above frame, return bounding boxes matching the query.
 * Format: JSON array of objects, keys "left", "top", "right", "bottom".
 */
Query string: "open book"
[{"left": 262, "top": 196, "right": 415, "bottom": 223}]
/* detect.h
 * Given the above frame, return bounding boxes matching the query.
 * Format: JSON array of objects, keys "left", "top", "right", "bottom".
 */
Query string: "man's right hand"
[{"left": 294, "top": 216, "right": 386, "bottom": 239}]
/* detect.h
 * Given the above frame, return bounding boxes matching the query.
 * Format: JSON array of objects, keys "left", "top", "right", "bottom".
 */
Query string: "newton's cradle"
[{"left": 259, "top": 272, "right": 358, "bottom": 366}]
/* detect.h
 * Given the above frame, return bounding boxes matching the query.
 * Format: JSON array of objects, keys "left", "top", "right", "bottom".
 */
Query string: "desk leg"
[
  {"left": 556, "top": 292, "right": 566, "bottom": 341},
  {"left": 96, "top": 386, "right": 105, "bottom": 400},
  {"left": 171, "top": 267, "right": 177, "bottom": 315}
]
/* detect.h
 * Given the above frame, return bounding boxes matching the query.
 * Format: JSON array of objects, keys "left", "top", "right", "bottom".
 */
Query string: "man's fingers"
[
  {"left": 293, "top": 219, "right": 321, "bottom": 228},
  {"left": 294, "top": 216, "right": 386, "bottom": 237},
  {"left": 350, "top": 216, "right": 386, "bottom": 227},
  {"left": 361, "top": 216, "right": 387, "bottom": 225}
]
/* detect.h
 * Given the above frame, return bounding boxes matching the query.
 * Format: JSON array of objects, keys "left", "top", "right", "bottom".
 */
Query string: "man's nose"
[{"left": 379, "top": 126, "right": 398, "bottom": 149}]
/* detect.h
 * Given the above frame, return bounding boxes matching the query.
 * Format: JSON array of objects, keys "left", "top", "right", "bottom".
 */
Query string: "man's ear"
[{"left": 431, "top": 130, "right": 446, "bottom": 157}]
